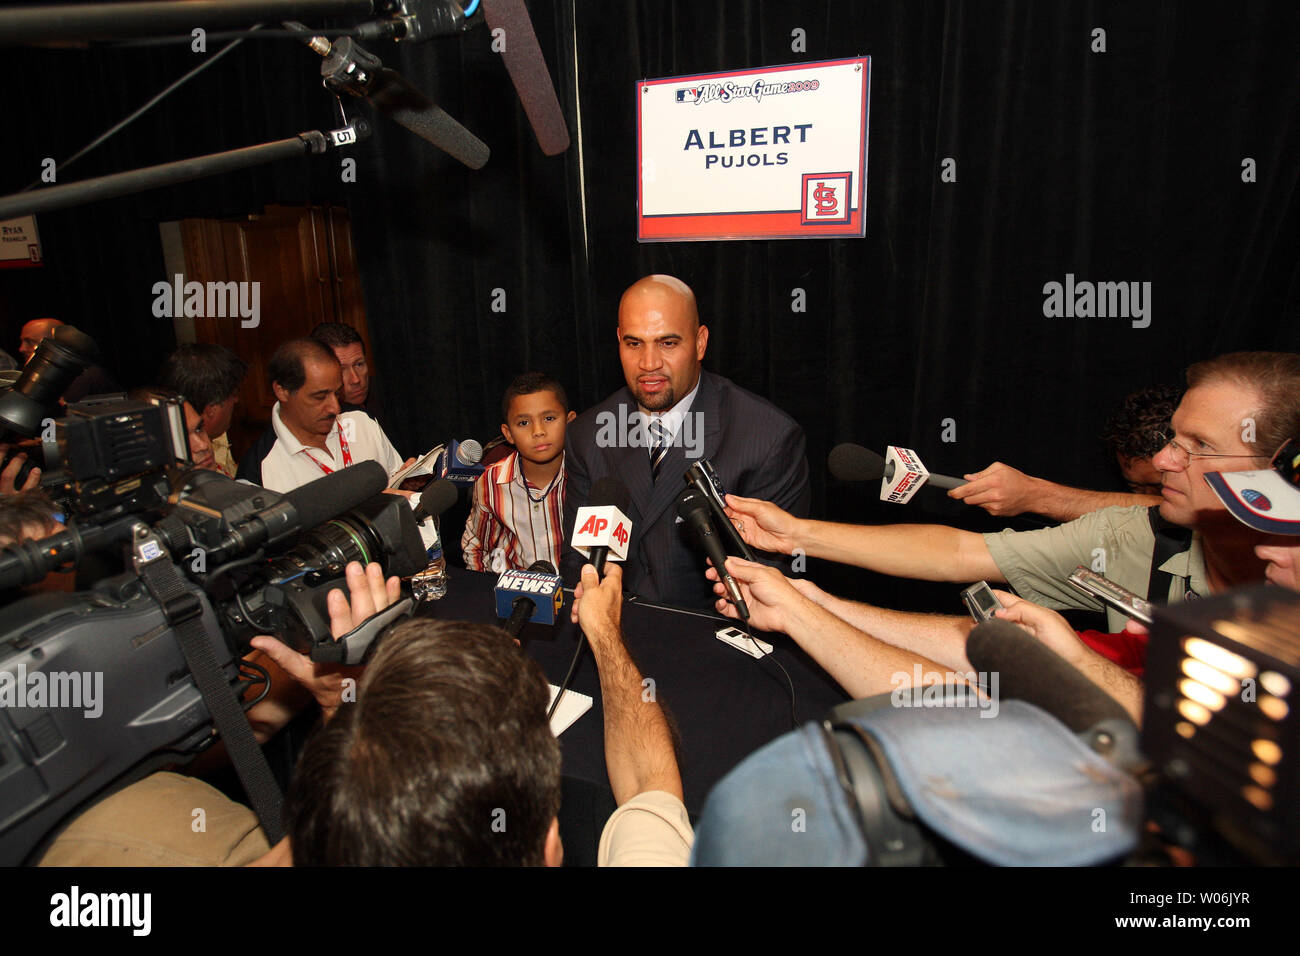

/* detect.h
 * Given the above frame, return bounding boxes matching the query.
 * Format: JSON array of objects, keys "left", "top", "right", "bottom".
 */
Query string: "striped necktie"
[{"left": 649, "top": 418, "right": 670, "bottom": 482}]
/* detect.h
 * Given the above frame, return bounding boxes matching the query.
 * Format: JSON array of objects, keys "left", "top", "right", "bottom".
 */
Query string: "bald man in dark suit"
[{"left": 561, "top": 276, "right": 810, "bottom": 610}]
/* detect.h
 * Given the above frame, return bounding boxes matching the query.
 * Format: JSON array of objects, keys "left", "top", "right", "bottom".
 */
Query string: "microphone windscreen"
[
  {"left": 588, "top": 475, "right": 631, "bottom": 514},
  {"left": 283, "top": 461, "right": 387, "bottom": 530},
  {"left": 828, "top": 443, "right": 886, "bottom": 482},
  {"left": 418, "top": 478, "right": 460, "bottom": 518},
  {"left": 966, "top": 620, "right": 1133, "bottom": 734},
  {"left": 675, "top": 486, "right": 711, "bottom": 521},
  {"left": 482, "top": 0, "right": 571, "bottom": 155},
  {"left": 455, "top": 439, "right": 483, "bottom": 465},
  {"left": 368, "top": 67, "right": 490, "bottom": 169},
  {"left": 527, "top": 559, "right": 556, "bottom": 574}
]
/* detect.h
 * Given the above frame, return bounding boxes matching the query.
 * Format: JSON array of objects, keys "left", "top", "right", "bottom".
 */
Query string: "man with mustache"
[{"left": 237, "top": 338, "right": 404, "bottom": 493}]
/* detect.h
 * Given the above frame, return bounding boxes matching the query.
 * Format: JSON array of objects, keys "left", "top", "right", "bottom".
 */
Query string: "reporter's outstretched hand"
[
  {"left": 573, "top": 562, "right": 624, "bottom": 641},
  {"left": 722, "top": 494, "right": 798, "bottom": 555},
  {"left": 706, "top": 556, "right": 807, "bottom": 635},
  {"left": 991, "top": 589, "right": 1089, "bottom": 665},
  {"left": 249, "top": 561, "right": 400, "bottom": 723},
  {"left": 948, "top": 462, "right": 1037, "bottom": 517}
]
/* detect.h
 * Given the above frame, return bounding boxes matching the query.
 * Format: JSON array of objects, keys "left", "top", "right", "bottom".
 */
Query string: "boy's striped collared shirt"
[{"left": 461, "top": 450, "right": 567, "bottom": 572}]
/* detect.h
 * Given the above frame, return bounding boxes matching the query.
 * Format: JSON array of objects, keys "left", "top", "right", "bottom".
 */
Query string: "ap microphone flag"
[{"left": 572, "top": 505, "right": 632, "bottom": 562}]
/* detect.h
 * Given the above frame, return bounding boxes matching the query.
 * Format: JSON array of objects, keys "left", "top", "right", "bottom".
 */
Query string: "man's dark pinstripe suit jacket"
[{"left": 561, "top": 370, "right": 811, "bottom": 611}]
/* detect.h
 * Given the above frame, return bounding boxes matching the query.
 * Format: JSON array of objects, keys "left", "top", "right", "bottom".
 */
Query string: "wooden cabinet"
[{"left": 161, "top": 204, "right": 375, "bottom": 460}]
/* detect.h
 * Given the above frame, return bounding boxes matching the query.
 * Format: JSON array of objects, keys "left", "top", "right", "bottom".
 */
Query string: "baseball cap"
[{"left": 1205, "top": 438, "right": 1300, "bottom": 536}]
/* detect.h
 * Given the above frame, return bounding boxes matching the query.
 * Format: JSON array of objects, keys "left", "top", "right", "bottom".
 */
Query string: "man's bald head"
[
  {"left": 19, "top": 318, "right": 64, "bottom": 364},
  {"left": 616, "top": 274, "right": 708, "bottom": 412},
  {"left": 618, "top": 275, "right": 700, "bottom": 331}
]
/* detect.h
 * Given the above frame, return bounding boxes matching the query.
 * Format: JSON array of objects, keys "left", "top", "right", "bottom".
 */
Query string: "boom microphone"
[{"left": 676, "top": 487, "right": 749, "bottom": 621}]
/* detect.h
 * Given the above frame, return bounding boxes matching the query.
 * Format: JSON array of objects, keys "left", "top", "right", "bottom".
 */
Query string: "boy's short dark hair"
[
  {"left": 501, "top": 372, "right": 569, "bottom": 422},
  {"left": 159, "top": 344, "right": 248, "bottom": 412},
  {"left": 310, "top": 322, "right": 365, "bottom": 352},
  {"left": 285, "top": 619, "right": 562, "bottom": 866}
]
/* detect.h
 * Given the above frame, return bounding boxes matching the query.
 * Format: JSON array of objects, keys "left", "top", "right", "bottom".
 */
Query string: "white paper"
[{"left": 547, "top": 684, "right": 593, "bottom": 736}]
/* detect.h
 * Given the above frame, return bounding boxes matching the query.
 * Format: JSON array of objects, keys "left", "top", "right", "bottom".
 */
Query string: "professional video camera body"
[{"left": 0, "top": 330, "right": 430, "bottom": 864}]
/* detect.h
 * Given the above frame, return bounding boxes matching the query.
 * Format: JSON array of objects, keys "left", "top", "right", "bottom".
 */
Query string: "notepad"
[
  {"left": 548, "top": 684, "right": 593, "bottom": 736},
  {"left": 387, "top": 443, "right": 445, "bottom": 488}
]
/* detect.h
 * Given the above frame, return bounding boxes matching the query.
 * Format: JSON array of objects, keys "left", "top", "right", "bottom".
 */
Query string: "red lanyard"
[{"left": 303, "top": 425, "right": 353, "bottom": 475}]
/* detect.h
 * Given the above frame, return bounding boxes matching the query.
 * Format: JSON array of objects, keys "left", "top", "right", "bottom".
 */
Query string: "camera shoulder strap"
[
  {"left": 135, "top": 532, "right": 285, "bottom": 844},
  {"left": 1146, "top": 505, "right": 1194, "bottom": 604}
]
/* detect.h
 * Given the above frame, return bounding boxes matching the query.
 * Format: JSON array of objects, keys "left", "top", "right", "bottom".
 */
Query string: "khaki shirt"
[
  {"left": 598, "top": 790, "right": 694, "bottom": 867},
  {"left": 39, "top": 772, "right": 269, "bottom": 867},
  {"left": 983, "top": 505, "right": 1207, "bottom": 632}
]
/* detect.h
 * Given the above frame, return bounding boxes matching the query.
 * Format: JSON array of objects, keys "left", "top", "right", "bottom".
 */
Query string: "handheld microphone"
[
  {"left": 496, "top": 560, "right": 563, "bottom": 639},
  {"left": 880, "top": 446, "right": 967, "bottom": 503},
  {"left": 830, "top": 443, "right": 968, "bottom": 503},
  {"left": 676, "top": 487, "right": 750, "bottom": 621},
  {"left": 571, "top": 476, "right": 632, "bottom": 575},
  {"left": 413, "top": 478, "right": 459, "bottom": 524},
  {"left": 828, "top": 443, "right": 888, "bottom": 482},
  {"left": 684, "top": 459, "right": 757, "bottom": 561},
  {"left": 439, "top": 438, "right": 485, "bottom": 484}
]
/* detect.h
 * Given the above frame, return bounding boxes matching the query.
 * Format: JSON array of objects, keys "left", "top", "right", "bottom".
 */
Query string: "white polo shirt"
[{"left": 259, "top": 404, "right": 404, "bottom": 494}]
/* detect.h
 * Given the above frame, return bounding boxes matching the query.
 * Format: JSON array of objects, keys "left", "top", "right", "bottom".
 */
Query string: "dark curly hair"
[{"left": 1099, "top": 384, "right": 1184, "bottom": 461}]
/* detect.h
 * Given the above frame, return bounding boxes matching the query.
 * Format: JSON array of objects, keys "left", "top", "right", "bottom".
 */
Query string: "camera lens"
[{"left": 263, "top": 514, "right": 383, "bottom": 586}]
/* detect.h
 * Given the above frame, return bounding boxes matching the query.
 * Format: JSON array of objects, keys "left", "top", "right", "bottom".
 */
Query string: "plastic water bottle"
[{"left": 411, "top": 520, "right": 448, "bottom": 601}]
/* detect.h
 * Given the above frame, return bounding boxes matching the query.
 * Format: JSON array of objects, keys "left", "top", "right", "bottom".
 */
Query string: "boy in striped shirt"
[{"left": 462, "top": 372, "right": 576, "bottom": 573}]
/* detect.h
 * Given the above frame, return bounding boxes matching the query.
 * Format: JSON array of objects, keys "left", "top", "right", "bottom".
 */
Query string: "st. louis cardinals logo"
[{"left": 801, "top": 171, "right": 852, "bottom": 224}]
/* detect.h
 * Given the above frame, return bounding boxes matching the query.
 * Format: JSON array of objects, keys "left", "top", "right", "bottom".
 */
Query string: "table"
[{"left": 417, "top": 566, "right": 849, "bottom": 817}]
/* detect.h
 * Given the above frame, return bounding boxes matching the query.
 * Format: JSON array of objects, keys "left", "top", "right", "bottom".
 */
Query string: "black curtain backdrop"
[{"left": 5, "top": 1, "right": 1299, "bottom": 611}]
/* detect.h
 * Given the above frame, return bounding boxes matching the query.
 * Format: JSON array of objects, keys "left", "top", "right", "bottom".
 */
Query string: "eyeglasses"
[{"left": 1158, "top": 435, "right": 1269, "bottom": 470}]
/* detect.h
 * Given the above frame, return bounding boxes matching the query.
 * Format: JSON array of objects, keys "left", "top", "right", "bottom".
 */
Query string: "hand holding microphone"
[
  {"left": 721, "top": 493, "right": 800, "bottom": 556},
  {"left": 946, "top": 462, "right": 1041, "bottom": 517},
  {"left": 568, "top": 476, "right": 632, "bottom": 622},
  {"left": 705, "top": 557, "right": 815, "bottom": 637},
  {"left": 677, "top": 487, "right": 749, "bottom": 621},
  {"left": 573, "top": 562, "right": 625, "bottom": 648}
]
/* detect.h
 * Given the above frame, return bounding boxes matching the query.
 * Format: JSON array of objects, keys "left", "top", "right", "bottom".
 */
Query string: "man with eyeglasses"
[{"left": 723, "top": 352, "right": 1300, "bottom": 632}]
